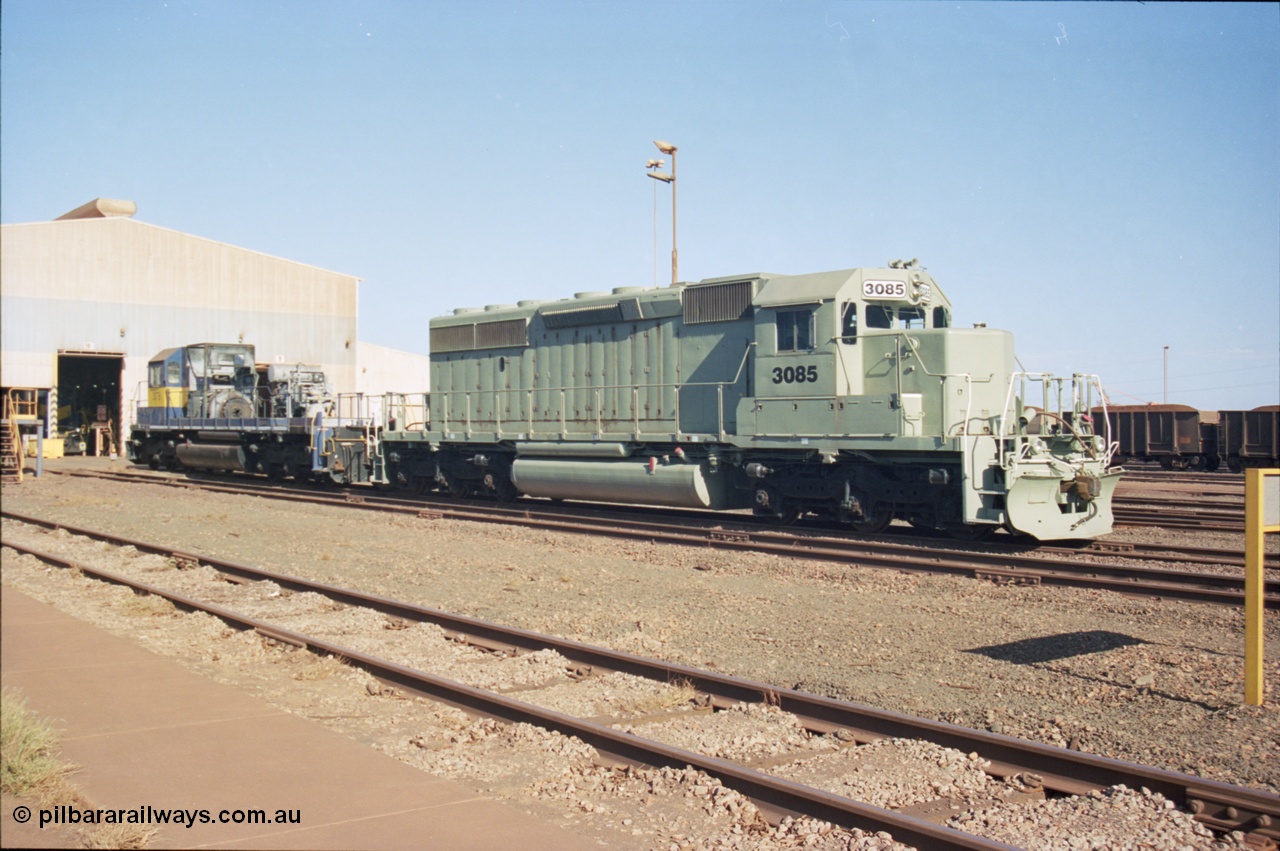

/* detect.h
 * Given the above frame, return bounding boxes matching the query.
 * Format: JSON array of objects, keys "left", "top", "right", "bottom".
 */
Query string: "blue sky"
[{"left": 3, "top": 1, "right": 1277, "bottom": 410}]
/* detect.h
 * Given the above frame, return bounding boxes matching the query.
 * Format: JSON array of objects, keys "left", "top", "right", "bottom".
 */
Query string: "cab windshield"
[{"left": 866, "top": 305, "right": 927, "bottom": 329}]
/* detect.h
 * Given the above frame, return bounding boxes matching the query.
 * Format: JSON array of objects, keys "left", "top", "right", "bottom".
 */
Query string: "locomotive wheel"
[
  {"left": 769, "top": 506, "right": 802, "bottom": 526},
  {"left": 445, "top": 476, "right": 473, "bottom": 498},
  {"left": 483, "top": 470, "right": 518, "bottom": 503},
  {"left": 494, "top": 478, "right": 518, "bottom": 503},
  {"left": 753, "top": 486, "right": 800, "bottom": 525},
  {"left": 148, "top": 454, "right": 161, "bottom": 471},
  {"left": 266, "top": 464, "right": 287, "bottom": 482},
  {"left": 850, "top": 503, "right": 893, "bottom": 534}
]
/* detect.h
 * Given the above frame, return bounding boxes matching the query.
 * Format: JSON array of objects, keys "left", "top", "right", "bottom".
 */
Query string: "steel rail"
[
  {"left": 2, "top": 517, "right": 1278, "bottom": 841},
  {"left": 0, "top": 535, "right": 1015, "bottom": 850},
  {"left": 1114, "top": 496, "right": 1245, "bottom": 518},
  {"left": 1112, "top": 507, "right": 1245, "bottom": 533},
  {"left": 49, "top": 468, "right": 1279, "bottom": 569},
  {"left": 1065, "top": 538, "right": 1278, "bottom": 571},
  {"left": 24, "top": 472, "right": 1280, "bottom": 608}
]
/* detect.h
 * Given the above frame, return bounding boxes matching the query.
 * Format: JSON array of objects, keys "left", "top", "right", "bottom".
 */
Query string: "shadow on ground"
[{"left": 966, "top": 630, "right": 1147, "bottom": 664}]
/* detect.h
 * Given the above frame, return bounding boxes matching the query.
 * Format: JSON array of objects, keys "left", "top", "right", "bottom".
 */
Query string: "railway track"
[
  {"left": 1120, "top": 469, "right": 1241, "bottom": 480},
  {"left": 50, "top": 465, "right": 1258, "bottom": 537},
  {"left": 32, "top": 469, "right": 1280, "bottom": 609},
  {"left": 3, "top": 514, "right": 1277, "bottom": 848},
  {"left": 1119, "top": 470, "right": 1245, "bottom": 486},
  {"left": 1112, "top": 499, "right": 1246, "bottom": 533}
]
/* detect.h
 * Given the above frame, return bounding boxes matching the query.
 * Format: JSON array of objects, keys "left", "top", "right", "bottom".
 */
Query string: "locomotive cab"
[
  {"left": 145, "top": 347, "right": 190, "bottom": 421},
  {"left": 742, "top": 263, "right": 955, "bottom": 439},
  {"left": 142, "top": 343, "right": 258, "bottom": 422},
  {"left": 734, "top": 262, "right": 1117, "bottom": 539}
]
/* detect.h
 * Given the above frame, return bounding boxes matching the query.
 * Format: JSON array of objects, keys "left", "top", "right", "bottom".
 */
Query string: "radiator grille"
[
  {"left": 431, "top": 324, "right": 475, "bottom": 353},
  {"left": 540, "top": 303, "right": 625, "bottom": 329},
  {"left": 683, "top": 280, "right": 754, "bottom": 324},
  {"left": 475, "top": 318, "right": 529, "bottom": 349},
  {"left": 432, "top": 319, "right": 529, "bottom": 353}
]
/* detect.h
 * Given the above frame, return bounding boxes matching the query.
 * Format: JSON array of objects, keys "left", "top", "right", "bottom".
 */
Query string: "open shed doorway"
[{"left": 57, "top": 351, "right": 124, "bottom": 456}]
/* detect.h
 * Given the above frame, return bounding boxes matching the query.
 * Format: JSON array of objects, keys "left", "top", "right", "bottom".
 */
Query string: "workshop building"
[{"left": 0, "top": 198, "right": 426, "bottom": 455}]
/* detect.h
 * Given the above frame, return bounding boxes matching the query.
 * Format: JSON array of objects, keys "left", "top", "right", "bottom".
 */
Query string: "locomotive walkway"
[{"left": 0, "top": 589, "right": 597, "bottom": 850}]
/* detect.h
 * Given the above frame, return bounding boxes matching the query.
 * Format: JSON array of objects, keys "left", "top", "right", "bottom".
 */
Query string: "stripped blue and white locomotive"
[
  {"left": 383, "top": 262, "right": 1120, "bottom": 540},
  {"left": 129, "top": 342, "right": 371, "bottom": 482}
]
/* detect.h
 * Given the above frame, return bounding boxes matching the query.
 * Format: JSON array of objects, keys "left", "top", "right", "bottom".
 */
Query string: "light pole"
[
  {"left": 1163, "top": 345, "right": 1169, "bottom": 404},
  {"left": 647, "top": 140, "right": 677, "bottom": 284},
  {"left": 645, "top": 157, "right": 663, "bottom": 287}
]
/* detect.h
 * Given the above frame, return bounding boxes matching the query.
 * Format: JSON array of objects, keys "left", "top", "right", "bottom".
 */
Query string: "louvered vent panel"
[
  {"left": 540, "top": 303, "right": 624, "bottom": 329},
  {"left": 431, "top": 324, "right": 476, "bottom": 353},
  {"left": 475, "top": 318, "right": 529, "bottom": 349},
  {"left": 683, "top": 281, "right": 754, "bottom": 324}
]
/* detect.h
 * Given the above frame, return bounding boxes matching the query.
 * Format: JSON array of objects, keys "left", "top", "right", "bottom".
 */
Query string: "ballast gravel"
[
  {"left": 1, "top": 465, "right": 1277, "bottom": 849},
  {"left": 769, "top": 738, "right": 1001, "bottom": 812},
  {"left": 950, "top": 785, "right": 1243, "bottom": 850}
]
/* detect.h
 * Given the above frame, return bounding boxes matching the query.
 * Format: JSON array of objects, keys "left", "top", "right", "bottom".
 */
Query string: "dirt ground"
[{"left": 2, "top": 462, "right": 1277, "bottom": 848}]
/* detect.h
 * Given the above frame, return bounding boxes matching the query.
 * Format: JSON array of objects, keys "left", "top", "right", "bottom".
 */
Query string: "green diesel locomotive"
[{"left": 381, "top": 262, "right": 1120, "bottom": 541}]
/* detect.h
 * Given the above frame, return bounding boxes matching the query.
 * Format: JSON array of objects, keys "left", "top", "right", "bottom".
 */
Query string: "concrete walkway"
[{"left": 0, "top": 589, "right": 598, "bottom": 849}]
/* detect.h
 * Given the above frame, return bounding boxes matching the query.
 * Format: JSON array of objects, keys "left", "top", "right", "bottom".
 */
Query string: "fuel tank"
[
  {"left": 511, "top": 458, "right": 747, "bottom": 510},
  {"left": 175, "top": 443, "right": 248, "bottom": 472}
]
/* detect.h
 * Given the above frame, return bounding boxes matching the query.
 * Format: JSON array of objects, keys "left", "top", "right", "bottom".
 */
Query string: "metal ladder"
[
  {"left": 1, "top": 417, "right": 20, "bottom": 484},
  {"left": 2, "top": 389, "right": 38, "bottom": 484}
]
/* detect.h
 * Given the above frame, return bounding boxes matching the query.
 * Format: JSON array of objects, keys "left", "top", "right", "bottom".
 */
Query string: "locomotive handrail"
[
  {"left": 1087, "top": 376, "right": 1119, "bottom": 467},
  {"left": 997, "top": 372, "right": 1111, "bottom": 470},
  {"left": 432, "top": 370, "right": 753, "bottom": 441},
  {"left": 379, "top": 392, "right": 429, "bottom": 433}
]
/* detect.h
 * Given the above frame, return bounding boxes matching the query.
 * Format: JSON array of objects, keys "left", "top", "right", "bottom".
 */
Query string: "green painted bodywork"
[{"left": 407, "top": 265, "right": 1117, "bottom": 539}]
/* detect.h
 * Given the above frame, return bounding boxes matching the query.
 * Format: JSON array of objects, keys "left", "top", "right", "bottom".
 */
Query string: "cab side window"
[
  {"left": 841, "top": 302, "right": 858, "bottom": 344},
  {"left": 866, "top": 304, "right": 893, "bottom": 329},
  {"left": 776, "top": 309, "right": 814, "bottom": 352},
  {"left": 933, "top": 306, "right": 950, "bottom": 328}
]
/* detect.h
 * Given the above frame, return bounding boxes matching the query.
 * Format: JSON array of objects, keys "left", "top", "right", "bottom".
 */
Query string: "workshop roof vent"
[{"left": 55, "top": 198, "right": 138, "bottom": 220}]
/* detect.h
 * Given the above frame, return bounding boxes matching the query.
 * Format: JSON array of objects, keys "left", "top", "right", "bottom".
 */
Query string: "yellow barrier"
[
  {"left": 1244, "top": 468, "right": 1279, "bottom": 706},
  {"left": 25, "top": 437, "right": 64, "bottom": 459}
]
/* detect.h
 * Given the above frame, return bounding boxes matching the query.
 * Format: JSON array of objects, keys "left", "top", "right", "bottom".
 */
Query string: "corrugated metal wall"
[
  {"left": 355, "top": 342, "right": 430, "bottom": 396},
  {"left": 0, "top": 215, "right": 360, "bottom": 435}
]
